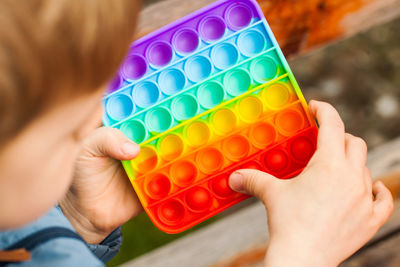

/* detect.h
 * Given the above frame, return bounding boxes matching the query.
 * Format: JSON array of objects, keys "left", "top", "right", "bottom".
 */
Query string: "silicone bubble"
[
  {"left": 172, "top": 28, "right": 199, "bottom": 54},
  {"left": 237, "top": 96, "right": 263, "bottom": 123},
  {"left": 158, "top": 199, "right": 185, "bottom": 225},
  {"left": 211, "top": 43, "right": 239, "bottom": 70},
  {"left": 184, "top": 55, "right": 212, "bottom": 83},
  {"left": 237, "top": 30, "right": 266, "bottom": 57},
  {"left": 145, "top": 106, "right": 173, "bottom": 133},
  {"left": 108, "top": 74, "right": 123, "bottom": 93},
  {"left": 170, "top": 160, "right": 198, "bottom": 187},
  {"left": 250, "top": 56, "right": 278, "bottom": 84},
  {"left": 146, "top": 41, "right": 173, "bottom": 67},
  {"left": 158, "top": 68, "right": 186, "bottom": 95},
  {"left": 185, "top": 187, "right": 212, "bottom": 212},
  {"left": 225, "top": 2, "right": 253, "bottom": 30},
  {"left": 106, "top": 93, "right": 135, "bottom": 121},
  {"left": 262, "top": 83, "right": 291, "bottom": 110},
  {"left": 171, "top": 94, "right": 199, "bottom": 121},
  {"left": 223, "top": 68, "right": 251, "bottom": 97},
  {"left": 276, "top": 108, "right": 305, "bottom": 136},
  {"left": 145, "top": 173, "right": 171, "bottom": 199},
  {"left": 249, "top": 122, "right": 277, "bottom": 148},
  {"left": 185, "top": 121, "right": 210, "bottom": 147},
  {"left": 132, "top": 146, "right": 158, "bottom": 173},
  {"left": 132, "top": 81, "right": 160, "bottom": 108},
  {"left": 290, "top": 136, "right": 315, "bottom": 162},
  {"left": 211, "top": 109, "right": 237, "bottom": 135},
  {"left": 196, "top": 147, "right": 224, "bottom": 174},
  {"left": 240, "top": 160, "right": 262, "bottom": 170},
  {"left": 120, "top": 119, "right": 147, "bottom": 144},
  {"left": 197, "top": 81, "right": 225, "bottom": 109},
  {"left": 121, "top": 53, "right": 147, "bottom": 80},
  {"left": 198, "top": 15, "right": 226, "bottom": 42},
  {"left": 222, "top": 135, "right": 250, "bottom": 161},
  {"left": 210, "top": 174, "right": 235, "bottom": 198},
  {"left": 264, "top": 149, "right": 289, "bottom": 173},
  {"left": 158, "top": 134, "right": 185, "bottom": 161}
]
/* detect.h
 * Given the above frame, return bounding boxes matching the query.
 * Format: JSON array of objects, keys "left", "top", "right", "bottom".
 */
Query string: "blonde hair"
[{"left": 0, "top": 0, "right": 140, "bottom": 143}]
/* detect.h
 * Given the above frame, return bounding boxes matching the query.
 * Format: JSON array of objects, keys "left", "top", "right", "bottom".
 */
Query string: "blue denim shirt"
[{"left": 0, "top": 207, "right": 122, "bottom": 266}]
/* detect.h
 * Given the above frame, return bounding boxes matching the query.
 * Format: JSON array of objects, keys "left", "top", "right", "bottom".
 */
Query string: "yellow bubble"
[
  {"left": 131, "top": 146, "right": 158, "bottom": 173},
  {"left": 185, "top": 121, "right": 210, "bottom": 147},
  {"left": 262, "top": 83, "right": 290, "bottom": 110},
  {"left": 211, "top": 109, "right": 237, "bottom": 135},
  {"left": 159, "top": 134, "right": 184, "bottom": 161},
  {"left": 237, "top": 96, "right": 263, "bottom": 123}
]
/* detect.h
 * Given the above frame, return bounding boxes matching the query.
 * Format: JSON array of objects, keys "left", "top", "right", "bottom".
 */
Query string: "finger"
[
  {"left": 372, "top": 181, "right": 394, "bottom": 227},
  {"left": 83, "top": 127, "right": 140, "bottom": 160},
  {"left": 309, "top": 100, "right": 345, "bottom": 156},
  {"left": 229, "top": 169, "right": 282, "bottom": 203},
  {"left": 345, "top": 133, "right": 368, "bottom": 167},
  {"left": 364, "top": 166, "right": 373, "bottom": 195}
]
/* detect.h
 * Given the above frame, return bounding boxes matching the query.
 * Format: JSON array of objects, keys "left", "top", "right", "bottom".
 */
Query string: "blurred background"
[{"left": 108, "top": 0, "right": 400, "bottom": 266}]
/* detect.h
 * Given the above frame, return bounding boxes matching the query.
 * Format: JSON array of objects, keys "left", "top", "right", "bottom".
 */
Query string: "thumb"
[
  {"left": 229, "top": 169, "right": 282, "bottom": 202},
  {"left": 83, "top": 127, "right": 140, "bottom": 160}
]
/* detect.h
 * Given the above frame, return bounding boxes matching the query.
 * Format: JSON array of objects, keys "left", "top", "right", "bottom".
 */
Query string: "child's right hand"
[{"left": 229, "top": 100, "right": 393, "bottom": 267}]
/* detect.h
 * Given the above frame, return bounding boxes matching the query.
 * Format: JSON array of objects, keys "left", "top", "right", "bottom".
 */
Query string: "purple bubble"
[
  {"left": 107, "top": 74, "right": 123, "bottom": 93},
  {"left": 172, "top": 28, "right": 199, "bottom": 54},
  {"left": 146, "top": 41, "right": 173, "bottom": 67},
  {"left": 121, "top": 54, "right": 147, "bottom": 80},
  {"left": 198, "top": 16, "right": 226, "bottom": 42},
  {"left": 225, "top": 3, "right": 253, "bottom": 31}
]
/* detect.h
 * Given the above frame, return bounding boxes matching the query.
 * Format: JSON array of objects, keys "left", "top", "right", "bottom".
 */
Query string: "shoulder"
[{"left": 0, "top": 207, "right": 103, "bottom": 267}]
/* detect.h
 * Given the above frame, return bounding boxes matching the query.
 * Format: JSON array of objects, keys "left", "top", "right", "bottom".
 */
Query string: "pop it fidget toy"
[{"left": 103, "top": 0, "right": 318, "bottom": 233}]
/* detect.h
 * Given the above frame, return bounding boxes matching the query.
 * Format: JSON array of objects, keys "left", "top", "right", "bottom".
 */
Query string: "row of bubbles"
[
  {"left": 144, "top": 128, "right": 317, "bottom": 227},
  {"left": 130, "top": 102, "right": 308, "bottom": 178},
  {"left": 117, "top": 80, "right": 294, "bottom": 146},
  {"left": 105, "top": 53, "right": 283, "bottom": 137},
  {"left": 108, "top": 26, "right": 268, "bottom": 94}
]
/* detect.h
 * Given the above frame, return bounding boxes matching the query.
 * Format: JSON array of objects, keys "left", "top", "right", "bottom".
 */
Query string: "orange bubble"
[
  {"left": 170, "top": 160, "right": 198, "bottom": 187},
  {"left": 132, "top": 146, "right": 158, "bottom": 173},
  {"left": 185, "top": 186, "right": 212, "bottom": 212},
  {"left": 222, "top": 135, "right": 250, "bottom": 161},
  {"left": 249, "top": 122, "right": 277, "bottom": 148},
  {"left": 196, "top": 147, "right": 224, "bottom": 174},
  {"left": 158, "top": 199, "right": 185, "bottom": 225},
  {"left": 276, "top": 108, "right": 305, "bottom": 136},
  {"left": 145, "top": 173, "right": 171, "bottom": 199},
  {"left": 158, "top": 134, "right": 184, "bottom": 161}
]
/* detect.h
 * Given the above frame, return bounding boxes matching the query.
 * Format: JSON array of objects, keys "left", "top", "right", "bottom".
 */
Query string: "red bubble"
[
  {"left": 185, "top": 187, "right": 212, "bottom": 212},
  {"left": 145, "top": 174, "right": 171, "bottom": 199},
  {"left": 264, "top": 149, "right": 288, "bottom": 173},
  {"left": 240, "top": 160, "right": 262, "bottom": 170},
  {"left": 158, "top": 200, "right": 185, "bottom": 225},
  {"left": 210, "top": 174, "right": 235, "bottom": 198},
  {"left": 291, "top": 137, "right": 315, "bottom": 162}
]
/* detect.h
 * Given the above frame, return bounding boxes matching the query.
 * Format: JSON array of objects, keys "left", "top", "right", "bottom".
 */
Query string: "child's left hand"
[{"left": 59, "top": 127, "right": 142, "bottom": 244}]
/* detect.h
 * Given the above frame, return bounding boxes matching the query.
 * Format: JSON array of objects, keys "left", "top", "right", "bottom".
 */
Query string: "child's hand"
[
  {"left": 229, "top": 101, "right": 394, "bottom": 267},
  {"left": 60, "top": 127, "right": 142, "bottom": 244}
]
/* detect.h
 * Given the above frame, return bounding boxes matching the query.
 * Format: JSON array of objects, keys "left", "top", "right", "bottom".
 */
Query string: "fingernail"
[
  {"left": 122, "top": 142, "right": 139, "bottom": 155},
  {"left": 229, "top": 172, "right": 244, "bottom": 192}
]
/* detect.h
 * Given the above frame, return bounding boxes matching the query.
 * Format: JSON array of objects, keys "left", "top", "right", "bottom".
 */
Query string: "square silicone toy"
[{"left": 102, "top": 0, "right": 318, "bottom": 233}]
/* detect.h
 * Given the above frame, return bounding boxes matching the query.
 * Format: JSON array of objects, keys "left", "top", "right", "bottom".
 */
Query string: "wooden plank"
[
  {"left": 122, "top": 137, "right": 400, "bottom": 267},
  {"left": 136, "top": 0, "right": 400, "bottom": 58}
]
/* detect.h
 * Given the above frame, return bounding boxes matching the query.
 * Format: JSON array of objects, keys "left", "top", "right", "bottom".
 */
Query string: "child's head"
[{"left": 0, "top": 0, "right": 140, "bottom": 229}]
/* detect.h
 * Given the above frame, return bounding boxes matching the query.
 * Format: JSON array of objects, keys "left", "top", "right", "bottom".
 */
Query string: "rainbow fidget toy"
[{"left": 103, "top": 0, "right": 318, "bottom": 233}]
